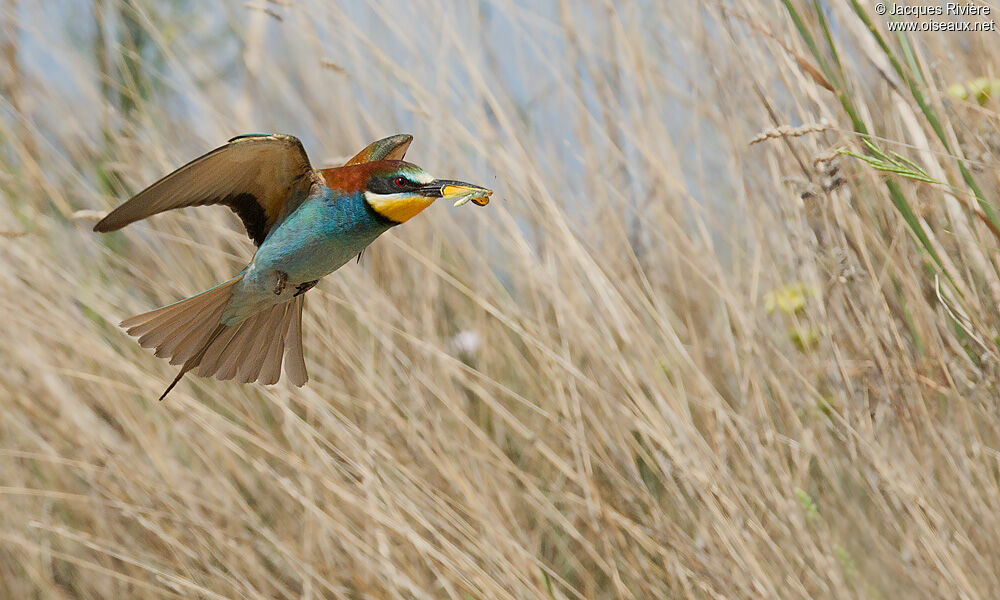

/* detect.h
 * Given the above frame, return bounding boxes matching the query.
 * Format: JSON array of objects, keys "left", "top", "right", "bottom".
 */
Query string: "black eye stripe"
[{"left": 366, "top": 175, "right": 419, "bottom": 194}]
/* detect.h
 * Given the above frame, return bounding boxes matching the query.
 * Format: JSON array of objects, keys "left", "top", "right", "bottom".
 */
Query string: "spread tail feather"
[
  {"left": 120, "top": 275, "right": 309, "bottom": 400},
  {"left": 158, "top": 324, "right": 227, "bottom": 401},
  {"left": 284, "top": 295, "right": 308, "bottom": 386}
]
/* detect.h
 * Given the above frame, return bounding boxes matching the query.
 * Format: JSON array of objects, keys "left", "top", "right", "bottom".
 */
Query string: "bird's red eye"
[{"left": 394, "top": 177, "right": 407, "bottom": 188}]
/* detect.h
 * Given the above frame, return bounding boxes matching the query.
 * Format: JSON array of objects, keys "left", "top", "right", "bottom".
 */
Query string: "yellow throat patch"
[{"left": 365, "top": 192, "right": 435, "bottom": 223}]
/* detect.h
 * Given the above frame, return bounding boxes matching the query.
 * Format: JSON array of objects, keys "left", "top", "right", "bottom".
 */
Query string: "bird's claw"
[
  {"left": 273, "top": 271, "right": 288, "bottom": 295},
  {"left": 294, "top": 280, "right": 318, "bottom": 296}
]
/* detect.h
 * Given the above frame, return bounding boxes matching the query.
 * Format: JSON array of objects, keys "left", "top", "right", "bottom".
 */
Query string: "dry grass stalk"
[{"left": 3, "top": 1, "right": 1000, "bottom": 599}]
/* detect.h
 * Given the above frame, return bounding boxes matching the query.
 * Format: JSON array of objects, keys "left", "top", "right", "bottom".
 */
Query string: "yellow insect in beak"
[{"left": 439, "top": 182, "right": 493, "bottom": 207}]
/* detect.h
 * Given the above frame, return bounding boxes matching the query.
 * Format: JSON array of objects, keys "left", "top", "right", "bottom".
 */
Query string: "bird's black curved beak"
[{"left": 419, "top": 180, "right": 493, "bottom": 206}]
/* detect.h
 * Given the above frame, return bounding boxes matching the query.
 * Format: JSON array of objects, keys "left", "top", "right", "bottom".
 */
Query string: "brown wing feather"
[
  {"left": 343, "top": 134, "right": 412, "bottom": 166},
  {"left": 318, "top": 134, "right": 413, "bottom": 186},
  {"left": 93, "top": 134, "right": 321, "bottom": 246}
]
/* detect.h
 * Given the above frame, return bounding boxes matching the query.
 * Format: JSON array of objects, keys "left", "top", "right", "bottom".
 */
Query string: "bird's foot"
[
  {"left": 294, "top": 280, "right": 318, "bottom": 296},
  {"left": 273, "top": 271, "right": 288, "bottom": 295}
]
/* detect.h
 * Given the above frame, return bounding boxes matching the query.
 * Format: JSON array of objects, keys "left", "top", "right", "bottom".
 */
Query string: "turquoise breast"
[{"left": 253, "top": 186, "right": 395, "bottom": 284}]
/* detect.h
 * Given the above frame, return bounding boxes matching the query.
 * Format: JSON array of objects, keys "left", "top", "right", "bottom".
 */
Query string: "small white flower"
[{"left": 450, "top": 330, "right": 481, "bottom": 355}]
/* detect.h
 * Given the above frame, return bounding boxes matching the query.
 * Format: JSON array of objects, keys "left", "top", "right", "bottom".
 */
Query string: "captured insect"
[{"left": 442, "top": 184, "right": 492, "bottom": 207}]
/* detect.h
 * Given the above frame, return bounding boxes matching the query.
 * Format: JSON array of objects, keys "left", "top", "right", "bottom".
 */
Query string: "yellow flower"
[
  {"left": 946, "top": 77, "right": 1000, "bottom": 105},
  {"left": 764, "top": 282, "right": 816, "bottom": 315}
]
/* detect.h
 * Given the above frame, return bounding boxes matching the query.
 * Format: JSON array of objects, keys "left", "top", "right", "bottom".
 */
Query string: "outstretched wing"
[
  {"left": 342, "top": 134, "right": 412, "bottom": 166},
  {"left": 318, "top": 134, "right": 412, "bottom": 188},
  {"left": 94, "top": 134, "right": 321, "bottom": 246}
]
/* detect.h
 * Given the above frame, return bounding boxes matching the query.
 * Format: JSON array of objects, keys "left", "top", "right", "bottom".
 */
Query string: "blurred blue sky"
[{"left": 6, "top": 0, "right": 733, "bottom": 242}]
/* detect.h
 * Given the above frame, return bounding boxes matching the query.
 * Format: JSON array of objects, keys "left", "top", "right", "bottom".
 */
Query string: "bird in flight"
[{"left": 94, "top": 133, "right": 491, "bottom": 400}]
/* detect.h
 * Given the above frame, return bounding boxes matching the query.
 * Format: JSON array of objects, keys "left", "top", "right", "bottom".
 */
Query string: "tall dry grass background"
[{"left": 3, "top": 0, "right": 1000, "bottom": 597}]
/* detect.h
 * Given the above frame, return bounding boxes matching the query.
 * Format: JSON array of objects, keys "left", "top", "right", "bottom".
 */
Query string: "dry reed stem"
[{"left": 3, "top": 1, "right": 1000, "bottom": 599}]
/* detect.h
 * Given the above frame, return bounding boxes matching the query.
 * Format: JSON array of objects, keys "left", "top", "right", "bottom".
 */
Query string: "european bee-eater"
[{"left": 95, "top": 133, "right": 491, "bottom": 400}]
